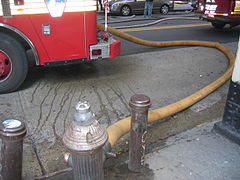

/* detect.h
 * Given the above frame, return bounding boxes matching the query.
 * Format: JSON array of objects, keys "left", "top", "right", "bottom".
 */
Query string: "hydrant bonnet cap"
[
  {"left": 63, "top": 121, "right": 108, "bottom": 151},
  {"left": 63, "top": 101, "right": 108, "bottom": 151}
]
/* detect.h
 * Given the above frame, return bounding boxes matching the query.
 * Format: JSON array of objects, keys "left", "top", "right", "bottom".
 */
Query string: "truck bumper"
[
  {"left": 197, "top": 11, "right": 240, "bottom": 24},
  {"left": 203, "top": 15, "right": 240, "bottom": 23},
  {"left": 89, "top": 37, "right": 121, "bottom": 60},
  {"left": 109, "top": 37, "right": 121, "bottom": 58}
]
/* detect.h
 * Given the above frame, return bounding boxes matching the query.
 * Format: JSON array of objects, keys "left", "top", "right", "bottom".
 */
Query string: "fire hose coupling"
[
  {"left": 63, "top": 101, "right": 108, "bottom": 180},
  {"left": 0, "top": 119, "right": 27, "bottom": 180}
]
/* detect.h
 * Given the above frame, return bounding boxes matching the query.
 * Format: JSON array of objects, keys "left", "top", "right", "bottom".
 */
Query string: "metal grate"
[{"left": 1, "top": 0, "right": 11, "bottom": 17}]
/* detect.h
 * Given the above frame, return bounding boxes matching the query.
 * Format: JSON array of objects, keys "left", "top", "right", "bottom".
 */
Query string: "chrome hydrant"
[{"left": 63, "top": 101, "right": 108, "bottom": 180}]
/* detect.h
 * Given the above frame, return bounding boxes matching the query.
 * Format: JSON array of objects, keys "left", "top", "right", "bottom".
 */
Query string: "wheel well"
[
  {"left": 121, "top": 4, "right": 131, "bottom": 9},
  {"left": 161, "top": 4, "right": 169, "bottom": 9},
  {"left": 160, "top": 4, "right": 169, "bottom": 9},
  {"left": 0, "top": 27, "right": 37, "bottom": 67},
  {"left": 211, "top": 21, "right": 226, "bottom": 29},
  {"left": 0, "top": 27, "right": 30, "bottom": 50}
]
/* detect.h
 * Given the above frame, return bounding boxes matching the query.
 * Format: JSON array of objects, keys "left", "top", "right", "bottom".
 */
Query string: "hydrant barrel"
[
  {"left": 63, "top": 101, "right": 108, "bottom": 180},
  {"left": 0, "top": 119, "right": 27, "bottom": 180}
]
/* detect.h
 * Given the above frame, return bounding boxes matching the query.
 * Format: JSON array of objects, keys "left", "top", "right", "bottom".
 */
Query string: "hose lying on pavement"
[
  {"left": 112, "top": 17, "right": 199, "bottom": 29},
  {"left": 100, "top": 15, "right": 195, "bottom": 25},
  {"left": 97, "top": 23, "right": 235, "bottom": 147}
]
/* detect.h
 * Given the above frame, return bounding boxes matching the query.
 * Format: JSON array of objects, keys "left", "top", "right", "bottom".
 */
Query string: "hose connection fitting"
[
  {"left": 0, "top": 119, "right": 27, "bottom": 180},
  {"left": 63, "top": 101, "right": 108, "bottom": 180},
  {"left": 128, "top": 94, "right": 151, "bottom": 172}
]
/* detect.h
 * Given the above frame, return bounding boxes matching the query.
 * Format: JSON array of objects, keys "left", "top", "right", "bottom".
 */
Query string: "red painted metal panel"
[
  {"left": 0, "top": 11, "right": 98, "bottom": 65},
  {"left": 28, "top": 12, "right": 97, "bottom": 64},
  {"left": 110, "top": 37, "right": 121, "bottom": 58},
  {"left": 85, "top": 11, "right": 97, "bottom": 60},
  {"left": 215, "top": 0, "right": 231, "bottom": 12}
]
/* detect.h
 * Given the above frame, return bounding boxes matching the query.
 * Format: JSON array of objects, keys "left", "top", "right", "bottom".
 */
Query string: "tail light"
[{"left": 92, "top": 49, "right": 102, "bottom": 56}]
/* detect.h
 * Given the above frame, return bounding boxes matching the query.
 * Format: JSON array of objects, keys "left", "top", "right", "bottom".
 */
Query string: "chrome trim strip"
[{"left": 0, "top": 22, "right": 40, "bottom": 65}]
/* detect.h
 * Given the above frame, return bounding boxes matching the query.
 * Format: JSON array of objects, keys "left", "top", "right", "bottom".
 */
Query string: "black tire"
[
  {"left": 0, "top": 32, "right": 28, "bottom": 94},
  {"left": 211, "top": 22, "right": 225, "bottom": 29},
  {"left": 160, "top": 4, "right": 169, "bottom": 15},
  {"left": 120, "top": 5, "right": 131, "bottom": 16}
]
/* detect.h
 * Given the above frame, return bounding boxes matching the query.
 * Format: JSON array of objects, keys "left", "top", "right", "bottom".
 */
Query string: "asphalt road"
[
  {"left": 98, "top": 13, "right": 240, "bottom": 56},
  {"left": 0, "top": 12, "right": 239, "bottom": 179}
]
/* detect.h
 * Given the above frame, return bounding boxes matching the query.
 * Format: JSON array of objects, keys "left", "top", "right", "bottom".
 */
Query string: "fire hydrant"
[{"left": 63, "top": 101, "right": 108, "bottom": 180}]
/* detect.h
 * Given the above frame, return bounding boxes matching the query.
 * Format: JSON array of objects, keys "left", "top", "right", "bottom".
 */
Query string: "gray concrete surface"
[
  {"left": 146, "top": 121, "right": 240, "bottom": 180},
  {"left": 103, "top": 120, "right": 240, "bottom": 180},
  {"left": 39, "top": 121, "right": 240, "bottom": 180},
  {"left": 0, "top": 41, "right": 238, "bottom": 179}
]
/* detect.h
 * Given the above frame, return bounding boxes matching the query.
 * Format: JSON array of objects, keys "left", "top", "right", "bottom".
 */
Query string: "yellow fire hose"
[{"left": 97, "top": 23, "right": 235, "bottom": 147}]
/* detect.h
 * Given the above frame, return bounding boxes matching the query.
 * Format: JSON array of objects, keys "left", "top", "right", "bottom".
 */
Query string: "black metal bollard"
[
  {"left": 214, "top": 80, "right": 240, "bottom": 144},
  {"left": 214, "top": 38, "right": 240, "bottom": 144},
  {"left": 128, "top": 94, "right": 151, "bottom": 172},
  {"left": 0, "top": 119, "right": 27, "bottom": 180}
]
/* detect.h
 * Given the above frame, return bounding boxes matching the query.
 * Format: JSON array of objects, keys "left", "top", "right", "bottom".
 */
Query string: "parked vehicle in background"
[
  {"left": 109, "top": 0, "right": 173, "bottom": 16},
  {"left": 173, "top": 0, "right": 196, "bottom": 11},
  {"left": 195, "top": 0, "right": 240, "bottom": 29}
]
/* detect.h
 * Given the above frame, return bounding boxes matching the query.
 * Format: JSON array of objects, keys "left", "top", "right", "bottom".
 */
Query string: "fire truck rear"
[
  {"left": 0, "top": 0, "right": 121, "bottom": 94},
  {"left": 196, "top": 0, "right": 240, "bottom": 28}
]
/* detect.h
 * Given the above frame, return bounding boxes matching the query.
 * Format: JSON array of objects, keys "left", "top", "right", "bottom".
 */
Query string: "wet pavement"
[{"left": 0, "top": 41, "right": 238, "bottom": 179}]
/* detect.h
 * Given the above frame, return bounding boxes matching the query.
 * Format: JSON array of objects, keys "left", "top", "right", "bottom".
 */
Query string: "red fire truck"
[
  {"left": 0, "top": 0, "right": 121, "bottom": 94},
  {"left": 195, "top": 0, "right": 240, "bottom": 28}
]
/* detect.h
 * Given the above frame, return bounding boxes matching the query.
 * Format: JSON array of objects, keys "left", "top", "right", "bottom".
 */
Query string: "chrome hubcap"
[
  {"left": 161, "top": 6, "right": 168, "bottom": 14},
  {"left": 122, "top": 7, "right": 130, "bottom": 15}
]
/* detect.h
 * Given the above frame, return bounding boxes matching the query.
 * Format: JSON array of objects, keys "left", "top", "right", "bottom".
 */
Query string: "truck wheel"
[
  {"left": 211, "top": 22, "right": 225, "bottom": 29},
  {"left": 0, "top": 33, "right": 28, "bottom": 94}
]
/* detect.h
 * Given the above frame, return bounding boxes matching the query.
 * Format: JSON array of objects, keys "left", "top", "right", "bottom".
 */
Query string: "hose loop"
[{"left": 97, "top": 23, "right": 235, "bottom": 146}]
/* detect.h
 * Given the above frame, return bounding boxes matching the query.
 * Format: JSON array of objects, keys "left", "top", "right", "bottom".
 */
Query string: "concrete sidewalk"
[
  {"left": 40, "top": 42, "right": 240, "bottom": 180},
  {"left": 146, "top": 121, "right": 240, "bottom": 180},
  {"left": 0, "top": 42, "right": 239, "bottom": 180},
  {"left": 45, "top": 121, "right": 240, "bottom": 180}
]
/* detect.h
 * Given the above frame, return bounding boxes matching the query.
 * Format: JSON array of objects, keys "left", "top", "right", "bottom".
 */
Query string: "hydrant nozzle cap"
[{"left": 76, "top": 101, "right": 91, "bottom": 114}]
